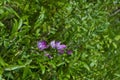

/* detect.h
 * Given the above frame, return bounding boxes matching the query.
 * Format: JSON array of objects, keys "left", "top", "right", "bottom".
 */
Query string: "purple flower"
[
  {"left": 37, "top": 41, "right": 48, "bottom": 50},
  {"left": 50, "top": 40, "right": 67, "bottom": 54},
  {"left": 50, "top": 40, "right": 56, "bottom": 48},
  {"left": 50, "top": 41, "right": 66, "bottom": 50},
  {"left": 56, "top": 42, "right": 66, "bottom": 54},
  {"left": 55, "top": 41, "right": 61, "bottom": 47},
  {"left": 45, "top": 53, "right": 52, "bottom": 59},
  {"left": 67, "top": 50, "right": 73, "bottom": 55},
  {"left": 56, "top": 44, "right": 66, "bottom": 50}
]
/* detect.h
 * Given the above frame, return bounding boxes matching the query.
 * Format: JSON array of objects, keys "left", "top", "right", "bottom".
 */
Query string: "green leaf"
[
  {"left": 82, "top": 62, "right": 90, "bottom": 71},
  {"left": 4, "top": 6, "right": 20, "bottom": 18},
  {"left": 4, "top": 60, "right": 32, "bottom": 71},
  {"left": 114, "top": 35, "right": 120, "bottom": 41},
  {"left": 40, "top": 64, "right": 45, "bottom": 74},
  {"left": 4, "top": 65, "right": 25, "bottom": 71},
  {"left": 18, "top": 19, "right": 23, "bottom": 30},
  {"left": 0, "top": 57, "right": 7, "bottom": 67},
  {"left": 57, "top": 62, "right": 65, "bottom": 67},
  {"left": 114, "top": 73, "right": 120, "bottom": 77},
  {"left": 48, "top": 62, "right": 56, "bottom": 69},
  {"left": 11, "top": 19, "right": 18, "bottom": 34},
  {"left": 12, "top": 19, "right": 23, "bottom": 34},
  {"left": 112, "top": 42, "right": 117, "bottom": 48},
  {"left": 0, "top": 22, "right": 4, "bottom": 26}
]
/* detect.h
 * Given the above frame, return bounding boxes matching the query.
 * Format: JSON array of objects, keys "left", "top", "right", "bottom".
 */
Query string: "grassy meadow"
[{"left": 0, "top": 0, "right": 120, "bottom": 80}]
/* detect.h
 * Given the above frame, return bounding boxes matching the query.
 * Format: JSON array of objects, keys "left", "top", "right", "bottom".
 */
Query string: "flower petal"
[
  {"left": 50, "top": 40, "right": 56, "bottom": 48},
  {"left": 37, "top": 41, "right": 48, "bottom": 50},
  {"left": 57, "top": 44, "right": 66, "bottom": 50}
]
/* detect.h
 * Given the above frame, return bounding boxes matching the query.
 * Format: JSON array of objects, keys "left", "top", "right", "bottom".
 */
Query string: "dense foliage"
[{"left": 0, "top": 0, "right": 120, "bottom": 80}]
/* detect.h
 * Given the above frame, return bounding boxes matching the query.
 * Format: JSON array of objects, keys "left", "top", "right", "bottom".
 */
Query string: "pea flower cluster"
[{"left": 37, "top": 40, "right": 73, "bottom": 58}]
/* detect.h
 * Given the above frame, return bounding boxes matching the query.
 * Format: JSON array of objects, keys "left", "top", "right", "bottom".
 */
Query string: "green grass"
[{"left": 0, "top": 0, "right": 120, "bottom": 80}]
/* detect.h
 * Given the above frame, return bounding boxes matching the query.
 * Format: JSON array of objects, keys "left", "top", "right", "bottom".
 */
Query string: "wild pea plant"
[
  {"left": 36, "top": 40, "right": 74, "bottom": 79},
  {"left": 37, "top": 40, "right": 72, "bottom": 59}
]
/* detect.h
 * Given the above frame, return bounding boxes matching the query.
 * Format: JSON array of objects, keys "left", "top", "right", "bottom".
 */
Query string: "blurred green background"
[{"left": 0, "top": 0, "right": 120, "bottom": 80}]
